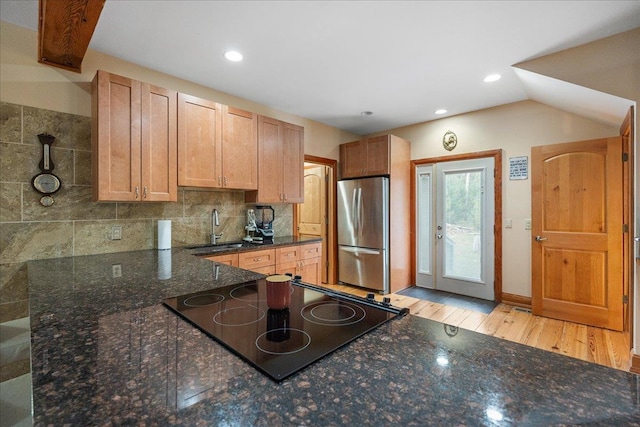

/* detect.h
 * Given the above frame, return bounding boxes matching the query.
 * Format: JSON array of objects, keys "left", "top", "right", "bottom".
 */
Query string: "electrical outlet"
[
  {"left": 524, "top": 219, "right": 532, "bottom": 230},
  {"left": 112, "top": 264, "right": 122, "bottom": 278},
  {"left": 112, "top": 226, "right": 122, "bottom": 240}
]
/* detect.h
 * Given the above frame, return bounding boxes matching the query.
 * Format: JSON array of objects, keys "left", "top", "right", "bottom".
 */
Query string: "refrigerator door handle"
[
  {"left": 351, "top": 188, "right": 358, "bottom": 233},
  {"left": 339, "top": 246, "right": 381, "bottom": 255},
  {"left": 357, "top": 187, "right": 363, "bottom": 235}
]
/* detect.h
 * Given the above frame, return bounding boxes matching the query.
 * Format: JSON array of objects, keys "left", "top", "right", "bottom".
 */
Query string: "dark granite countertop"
[
  {"left": 27, "top": 248, "right": 640, "bottom": 426},
  {"left": 187, "top": 235, "right": 322, "bottom": 257}
]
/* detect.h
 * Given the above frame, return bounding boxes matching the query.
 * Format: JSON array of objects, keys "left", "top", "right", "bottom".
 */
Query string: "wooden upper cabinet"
[
  {"left": 282, "top": 122, "right": 304, "bottom": 203},
  {"left": 221, "top": 106, "right": 258, "bottom": 190},
  {"left": 177, "top": 95, "right": 257, "bottom": 190},
  {"left": 339, "top": 135, "right": 391, "bottom": 179},
  {"left": 246, "top": 116, "right": 304, "bottom": 204},
  {"left": 177, "top": 93, "right": 222, "bottom": 188},
  {"left": 92, "top": 70, "right": 177, "bottom": 202}
]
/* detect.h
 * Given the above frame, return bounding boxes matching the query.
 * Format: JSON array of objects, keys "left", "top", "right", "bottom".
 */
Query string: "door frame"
[
  {"left": 293, "top": 155, "right": 337, "bottom": 285},
  {"left": 411, "top": 149, "right": 503, "bottom": 302}
]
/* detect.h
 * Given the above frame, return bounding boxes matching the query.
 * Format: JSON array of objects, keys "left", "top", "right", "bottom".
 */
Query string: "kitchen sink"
[{"left": 187, "top": 242, "right": 245, "bottom": 253}]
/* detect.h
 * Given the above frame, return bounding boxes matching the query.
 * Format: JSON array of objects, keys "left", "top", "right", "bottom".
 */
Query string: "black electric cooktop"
[{"left": 163, "top": 278, "right": 408, "bottom": 382}]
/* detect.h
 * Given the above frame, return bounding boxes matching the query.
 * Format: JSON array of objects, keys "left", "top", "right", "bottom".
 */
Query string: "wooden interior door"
[
  {"left": 532, "top": 137, "right": 623, "bottom": 330},
  {"left": 297, "top": 165, "right": 328, "bottom": 283}
]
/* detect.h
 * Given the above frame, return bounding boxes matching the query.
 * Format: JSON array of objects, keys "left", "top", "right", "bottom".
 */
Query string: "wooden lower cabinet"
[
  {"left": 275, "top": 243, "right": 321, "bottom": 285},
  {"left": 204, "top": 242, "right": 322, "bottom": 285}
]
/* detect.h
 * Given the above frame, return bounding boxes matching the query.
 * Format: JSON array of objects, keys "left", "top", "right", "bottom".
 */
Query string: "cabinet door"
[
  {"left": 141, "top": 84, "right": 177, "bottom": 201},
  {"left": 364, "top": 135, "right": 390, "bottom": 176},
  {"left": 222, "top": 106, "right": 257, "bottom": 190},
  {"left": 254, "top": 116, "right": 283, "bottom": 203},
  {"left": 282, "top": 122, "right": 304, "bottom": 203},
  {"left": 300, "top": 257, "right": 321, "bottom": 285},
  {"left": 339, "top": 140, "right": 365, "bottom": 179},
  {"left": 276, "top": 259, "right": 299, "bottom": 277},
  {"left": 93, "top": 70, "right": 142, "bottom": 201},
  {"left": 177, "top": 93, "right": 222, "bottom": 187}
]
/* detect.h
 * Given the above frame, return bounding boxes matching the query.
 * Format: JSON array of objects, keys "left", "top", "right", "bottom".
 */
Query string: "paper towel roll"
[
  {"left": 157, "top": 249, "right": 172, "bottom": 280},
  {"left": 158, "top": 220, "right": 171, "bottom": 250}
]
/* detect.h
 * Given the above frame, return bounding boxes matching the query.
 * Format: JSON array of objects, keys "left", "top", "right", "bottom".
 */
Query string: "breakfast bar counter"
[{"left": 27, "top": 249, "right": 640, "bottom": 426}]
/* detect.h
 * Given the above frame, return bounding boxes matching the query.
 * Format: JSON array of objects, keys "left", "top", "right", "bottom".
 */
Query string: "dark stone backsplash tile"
[
  {"left": 23, "top": 106, "right": 91, "bottom": 150},
  {"left": 23, "top": 185, "right": 116, "bottom": 221},
  {"left": 0, "top": 102, "right": 21, "bottom": 143},
  {"left": 0, "top": 182, "right": 21, "bottom": 222},
  {"left": 0, "top": 222, "right": 74, "bottom": 263},
  {"left": 0, "top": 262, "right": 28, "bottom": 304}
]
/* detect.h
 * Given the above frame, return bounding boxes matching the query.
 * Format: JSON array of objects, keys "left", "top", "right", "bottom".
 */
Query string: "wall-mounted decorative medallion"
[
  {"left": 442, "top": 130, "right": 457, "bottom": 151},
  {"left": 31, "top": 133, "right": 61, "bottom": 206}
]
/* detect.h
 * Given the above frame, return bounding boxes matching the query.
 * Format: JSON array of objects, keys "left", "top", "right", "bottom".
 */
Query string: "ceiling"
[{"left": 1, "top": 1, "right": 639, "bottom": 135}]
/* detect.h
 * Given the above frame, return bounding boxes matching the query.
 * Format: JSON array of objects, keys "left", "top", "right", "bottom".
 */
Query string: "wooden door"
[
  {"left": 222, "top": 106, "right": 257, "bottom": 190},
  {"left": 92, "top": 70, "right": 142, "bottom": 201},
  {"left": 282, "top": 122, "right": 304, "bottom": 203},
  {"left": 365, "top": 135, "right": 390, "bottom": 176},
  {"left": 141, "top": 84, "right": 177, "bottom": 201},
  {"left": 177, "top": 93, "right": 222, "bottom": 188},
  {"left": 297, "top": 166, "right": 327, "bottom": 282},
  {"left": 532, "top": 137, "right": 623, "bottom": 330}
]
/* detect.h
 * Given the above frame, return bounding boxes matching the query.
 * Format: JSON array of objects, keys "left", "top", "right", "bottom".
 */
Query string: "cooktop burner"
[{"left": 163, "top": 278, "right": 408, "bottom": 382}]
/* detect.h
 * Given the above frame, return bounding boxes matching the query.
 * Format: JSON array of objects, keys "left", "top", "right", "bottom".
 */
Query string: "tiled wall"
[{"left": 0, "top": 101, "right": 293, "bottom": 322}]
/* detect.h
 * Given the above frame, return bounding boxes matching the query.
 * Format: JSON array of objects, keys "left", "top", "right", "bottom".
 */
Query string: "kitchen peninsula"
[{"left": 28, "top": 248, "right": 639, "bottom": 425}]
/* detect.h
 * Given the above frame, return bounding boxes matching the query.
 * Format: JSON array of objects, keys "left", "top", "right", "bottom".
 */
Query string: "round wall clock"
[{"left": 443, "top": 130, "right": 457, "bottom": 151}]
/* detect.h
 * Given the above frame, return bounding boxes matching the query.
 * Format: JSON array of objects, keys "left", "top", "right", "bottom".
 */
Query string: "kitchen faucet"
[{"left": 211, "top": 209, "right": 223, "bottom": 244}]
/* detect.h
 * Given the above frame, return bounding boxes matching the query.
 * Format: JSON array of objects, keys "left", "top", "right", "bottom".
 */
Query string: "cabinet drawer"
[
  {"left": 276, "top": 246, "right": 300, "bottom": 264},
  {"left": 300, "top": 243, "right": 322, "bottom": 260},
  {"left": 205, "top": 253, "right": 239, "bottom": 267},
  {"left": 238, "top": 249, "right": 275, "bottom": 270}
]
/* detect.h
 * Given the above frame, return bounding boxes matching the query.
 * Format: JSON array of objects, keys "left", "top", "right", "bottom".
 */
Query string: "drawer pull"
[{"left": 254, "top": 258, "right": 261, "bottom": 262}]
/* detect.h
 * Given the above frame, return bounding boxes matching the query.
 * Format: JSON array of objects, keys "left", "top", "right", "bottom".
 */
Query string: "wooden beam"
[{"left": 38, "top": 0, "right": 106, "bottom": 73}]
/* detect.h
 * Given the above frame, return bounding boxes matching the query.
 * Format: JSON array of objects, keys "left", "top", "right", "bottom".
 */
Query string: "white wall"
[{"left": 373, "top": 100, "right": 618, "bottom": 297}]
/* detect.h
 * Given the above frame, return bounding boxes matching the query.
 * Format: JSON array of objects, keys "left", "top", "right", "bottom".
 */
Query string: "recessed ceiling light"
[
  {"left": 361, "top": 111, "right": 373, "bottom": 116},
  {"left": 483, "top": 74, "right": 501, "bottom": 83},
  {"left": 435, "top": 109, "right": 447, "bottom": 115},
  {"left": 224, "top": 50, "right": 243, "bottom": 62}
]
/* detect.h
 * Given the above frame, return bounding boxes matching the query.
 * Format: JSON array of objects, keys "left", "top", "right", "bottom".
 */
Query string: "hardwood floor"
[{"left": 323, "top": 283, "right": 632, "bottom": 372}]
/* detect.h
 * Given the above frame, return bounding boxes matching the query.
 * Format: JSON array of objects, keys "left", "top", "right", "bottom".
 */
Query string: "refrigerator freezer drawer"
[{"left": 338, "top": 246, "right": 388, "bottom": 292}]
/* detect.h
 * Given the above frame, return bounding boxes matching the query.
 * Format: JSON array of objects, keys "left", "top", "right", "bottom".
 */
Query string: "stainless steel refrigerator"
[{"left": 337, "top": 177, "right": 389, "bottom": 293}]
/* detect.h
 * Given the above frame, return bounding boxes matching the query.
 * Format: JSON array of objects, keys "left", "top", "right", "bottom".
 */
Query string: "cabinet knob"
[
  {"left": 143, "top": 186, "right": 148, "bottom": 198},
  {"left": 224, "top": 176, "right": 228, "bottom": 186},
  {"left": 217, "top": 176, "right": 222, "bottom": 186},
  {"left": 135, "top": 186, "right": 139, "bottom": 199}
]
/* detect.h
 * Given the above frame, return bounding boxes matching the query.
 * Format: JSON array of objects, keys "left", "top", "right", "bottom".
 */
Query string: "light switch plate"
[
  {"left": 524, "top": 219, "right": 532, "bottom": 230},
  {"left": 505, "top": 219, "right": 512, "bottom": 228}
]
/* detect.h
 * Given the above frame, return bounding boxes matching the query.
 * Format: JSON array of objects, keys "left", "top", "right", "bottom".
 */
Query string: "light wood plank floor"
[{"left": 323, "top": 284, "right": 632, "bottom": 372}]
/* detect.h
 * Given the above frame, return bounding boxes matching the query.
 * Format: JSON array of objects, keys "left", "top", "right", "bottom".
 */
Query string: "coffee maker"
[{"left": 253, "top": 205, "right": 274, "bottom": 243}]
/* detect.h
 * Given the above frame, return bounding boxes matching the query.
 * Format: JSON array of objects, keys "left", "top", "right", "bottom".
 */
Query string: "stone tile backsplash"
[{"left": 0, "top": 101, "right": 293, "bottom": 321}]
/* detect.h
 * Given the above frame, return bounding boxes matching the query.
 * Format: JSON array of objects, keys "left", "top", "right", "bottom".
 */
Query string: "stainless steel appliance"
[
  {"left": 337, "top": 177, "right": 389, "bottom": 293},
  {"left": 163, "top": 277, "right": 407, "bottom": 382}
]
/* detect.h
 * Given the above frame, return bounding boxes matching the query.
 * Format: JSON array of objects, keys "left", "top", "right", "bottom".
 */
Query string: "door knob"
[{"left": 535, "top": 236, "right": 547, "bottom": 242}]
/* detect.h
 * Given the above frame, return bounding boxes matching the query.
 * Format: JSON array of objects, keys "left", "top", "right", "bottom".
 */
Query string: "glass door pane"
[{"left": 443, "top": 169, "right": 482, "bottom": 281}]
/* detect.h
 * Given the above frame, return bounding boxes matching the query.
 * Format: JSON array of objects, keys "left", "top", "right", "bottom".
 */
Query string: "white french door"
[{"left": 416, "top": 158, "right": 495, "bottom": 300}]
